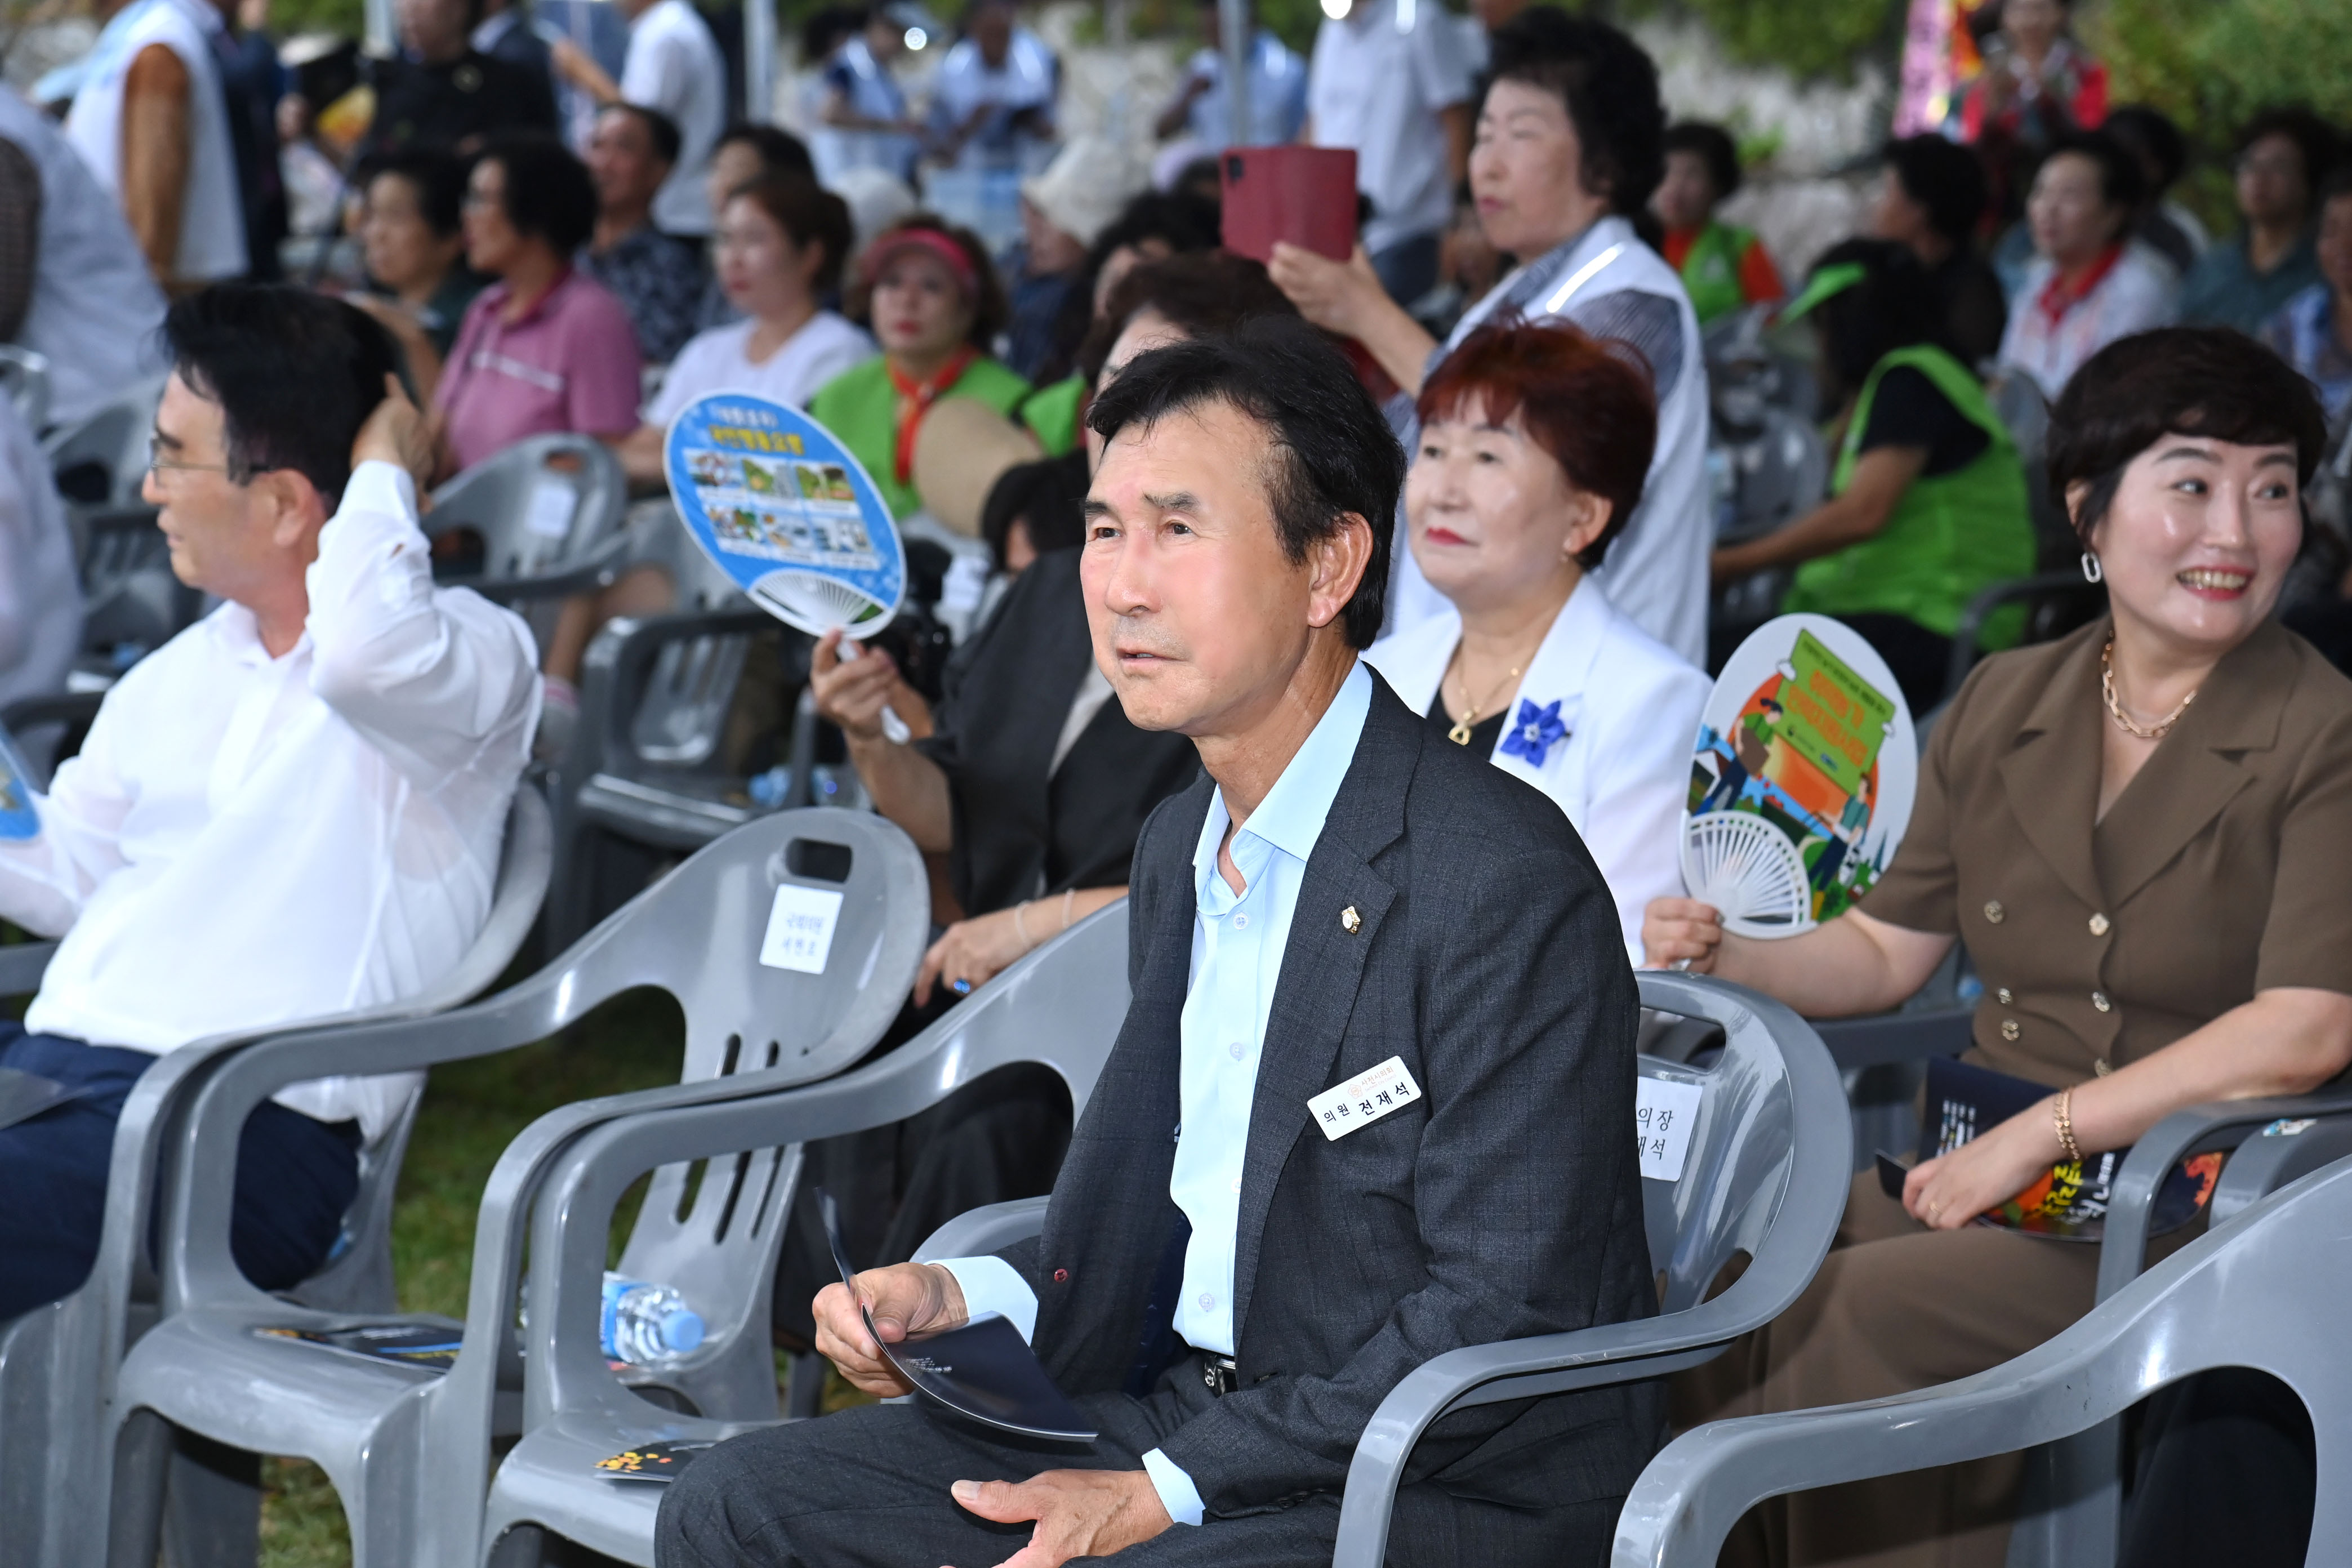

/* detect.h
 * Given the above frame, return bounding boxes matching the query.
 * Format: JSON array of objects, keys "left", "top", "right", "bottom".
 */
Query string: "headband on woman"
[{"left": 861, "top": 227, "right": 980, "bottom": 298}]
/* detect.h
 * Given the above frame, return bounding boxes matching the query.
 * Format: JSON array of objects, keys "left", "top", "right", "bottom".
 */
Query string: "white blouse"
[{"left": 1366, "top": 576, "right": 1709, "bottom": 965}]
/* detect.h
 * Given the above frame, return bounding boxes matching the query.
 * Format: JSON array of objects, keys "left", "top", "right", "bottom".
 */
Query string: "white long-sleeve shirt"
[{"left": 2, "top": 462, "right": 537, "bottom": 1139}]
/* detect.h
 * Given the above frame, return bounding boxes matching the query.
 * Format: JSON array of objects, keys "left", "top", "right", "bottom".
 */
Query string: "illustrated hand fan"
[
  {"left": 663, "top": 391, "right": 912, "bottom": 740},
  {"left": 1681, "top": 615, "right": 1916, "bottom": 938}
]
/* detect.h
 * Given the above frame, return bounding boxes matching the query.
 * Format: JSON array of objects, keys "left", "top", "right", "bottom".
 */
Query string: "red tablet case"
[{"left": 1219, "top": 146, "right": 1359, "bottom": 264}]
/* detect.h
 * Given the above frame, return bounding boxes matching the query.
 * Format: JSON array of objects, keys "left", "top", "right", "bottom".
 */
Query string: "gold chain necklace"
[
  {"left": 2101, "top": 637, "right": 2197, "bottom": 740},
  {"left": 1445, "top": 661, "right": 1524, "bottom": 746}
]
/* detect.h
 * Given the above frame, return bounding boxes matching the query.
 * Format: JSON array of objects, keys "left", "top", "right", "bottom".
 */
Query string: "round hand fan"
[
  {"left": 664, "top": 390, "right": 911, "bottom": 740},
  {"left": 1681, "top": 614, "right": 1918, "bottom": 939}
]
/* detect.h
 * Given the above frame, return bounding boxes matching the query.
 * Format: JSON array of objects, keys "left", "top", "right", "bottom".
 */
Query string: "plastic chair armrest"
[
  {"left": 2207, "top": 1111, "right": 2352, "bottom": 1225},
  {"left": 1941, "top": 572, "right": 2090, "bottom": 703},
  {"left": 912, "top": 1198, "right": 1050, "bottom": 1262},
  {"left": 2092, "top": 1083, "right": 2352, "bottom": 1303}
]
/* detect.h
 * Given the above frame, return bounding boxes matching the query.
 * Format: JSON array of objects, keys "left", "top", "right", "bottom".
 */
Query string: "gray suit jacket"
[{"left": 996, "top": 672, "right": 1663, "bottom": 1522}]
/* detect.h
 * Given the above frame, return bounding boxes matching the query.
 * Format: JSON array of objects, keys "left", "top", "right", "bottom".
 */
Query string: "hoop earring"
[{"left": 2081, "top": 551, "right": 2104, "bottom": 584}]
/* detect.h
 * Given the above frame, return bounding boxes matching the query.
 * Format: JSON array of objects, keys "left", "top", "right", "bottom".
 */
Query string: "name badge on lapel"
[{"left": 1308, "top": 1057, "right": 1421, "bottom": 1141}]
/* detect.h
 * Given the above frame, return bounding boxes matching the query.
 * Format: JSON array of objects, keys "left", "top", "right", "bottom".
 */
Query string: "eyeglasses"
[{"left": 146, "top": 435, "right": 232, "bottom": 480}]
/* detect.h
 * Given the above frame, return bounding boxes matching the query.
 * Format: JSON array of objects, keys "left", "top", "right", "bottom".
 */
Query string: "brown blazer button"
[
  {"left": 2001, "top": 1019, "right": 2020, "bottom": 1041},
  {"left": 2092, "top": 991, "right": 2112, "bottom": 1013},
  {"left": 1984, "top": 900, "right": 2005, "bottom": 924},
  {"left": 1996, "top": 987, "right": 2013, "bottom": 1005},
  {"left": 2088, "top": 912, "right": 2111, "bottom": 937}
]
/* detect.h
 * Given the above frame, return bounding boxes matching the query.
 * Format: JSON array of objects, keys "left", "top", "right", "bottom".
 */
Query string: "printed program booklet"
[
  {"left": 1876, "top": 1057, "right": 2222, "bottom": 1241},
  {"left": 821, "top": 1189, "right": 1096, "bottom": 1444},
  {"left": 593, "top": 1439, "right": 717, "bottom": 1482}
]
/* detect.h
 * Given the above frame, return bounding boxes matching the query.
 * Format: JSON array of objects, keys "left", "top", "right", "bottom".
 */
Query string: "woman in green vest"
[
  {"left": 1710, "top": 238, "right": 2038, "bottom": 713},
  {"left": 1655, "top": 122, "right": 1785, "bottom": 326},
  {"left": 809, "top": 216, "right": 1031, "bottom": 520}
]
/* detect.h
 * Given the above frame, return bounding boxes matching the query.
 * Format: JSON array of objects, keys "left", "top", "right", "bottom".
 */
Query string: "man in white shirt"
[
  {"left": 925, "top": 0, "right": 1058, "bottom": 178},
  {"left": 1303, "top": 0, "right": 1473, "bottom": 306},
  {"left": 0, "top": 286, "right": 536, "bottom": 1318},
  {"left": 551, "top": 0, "right": 727, "bottom": 236},
  {"left": 657, "top": 324, "right": 1658, "bottom": 1566}
]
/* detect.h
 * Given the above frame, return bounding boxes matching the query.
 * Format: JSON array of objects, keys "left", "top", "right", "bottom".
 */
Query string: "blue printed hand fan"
[
  {"left": 663, "top": 393, "right": 906, "bottom": 639},
  {"left": 1682, "top": 615, "right": 1916, "bottom": 938},
  {"left": 0, "top": 721, "right": 40, "bottom": 840}
]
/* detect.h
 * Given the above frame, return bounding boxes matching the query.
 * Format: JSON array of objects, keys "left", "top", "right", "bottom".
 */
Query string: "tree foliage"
[
  {"left": 2090, "top": 0, "right": 2352, "bottom": 148},
  {"left": 1670, "top": 0, "right": 1895, "bottom": 81}
]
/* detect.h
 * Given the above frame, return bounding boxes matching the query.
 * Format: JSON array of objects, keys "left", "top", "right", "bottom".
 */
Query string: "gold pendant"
[{"left": 1447, "top": 719, "right": 1473, "bottom": 745}]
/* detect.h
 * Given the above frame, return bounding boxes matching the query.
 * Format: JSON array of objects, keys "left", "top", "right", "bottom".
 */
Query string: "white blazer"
[{"left": 1366, "top": 576, "right": 1708, "bottom": 965}]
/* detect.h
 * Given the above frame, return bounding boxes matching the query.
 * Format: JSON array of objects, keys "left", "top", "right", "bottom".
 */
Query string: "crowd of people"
[{"left": 1, "top": 0, "right": 2350, "bottom": 1564}]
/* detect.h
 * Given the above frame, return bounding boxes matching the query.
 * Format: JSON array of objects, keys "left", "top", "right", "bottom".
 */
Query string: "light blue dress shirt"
[
  {"left": 1182, "top": 30, "right": 1311, "bottom": 150},
  {"left": 937, "top": 661, "right": 1373, "bottom": 1527}
]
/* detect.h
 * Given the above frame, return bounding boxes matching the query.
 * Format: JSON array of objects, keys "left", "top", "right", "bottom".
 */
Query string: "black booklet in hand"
[
  {"left": 1875, "top": 1057, "right": 2222, "bottom": 1241},
  {"left": 819, "top": 1188, "right": 1095, "bottom": 1444}
]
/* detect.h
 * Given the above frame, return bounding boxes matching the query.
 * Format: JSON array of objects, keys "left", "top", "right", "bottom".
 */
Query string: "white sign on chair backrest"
[
  {"left": 759, "top": 883, "right": 844, "bottom": 974},
  {"left": 1636, "top": 1076, "right": 1705, "bottom": 1182},
  {"left": 524, "top": 478, "right": 578, "bottom": 540}
]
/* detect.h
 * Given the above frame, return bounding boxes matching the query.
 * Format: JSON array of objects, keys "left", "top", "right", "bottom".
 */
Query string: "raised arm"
[{"left": 304, "top": 381, "right": 538, "bottom": 787}]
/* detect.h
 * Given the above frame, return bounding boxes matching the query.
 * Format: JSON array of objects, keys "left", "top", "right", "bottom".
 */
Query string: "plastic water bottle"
[
  {"left": 746, "top": 765, "right": 794, "bottom": 810},
  {"left": 600, "top": 1273, "right": 706, "bottom": 1366}
]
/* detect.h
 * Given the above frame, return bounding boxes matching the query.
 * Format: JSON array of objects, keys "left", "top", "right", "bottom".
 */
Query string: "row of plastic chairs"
[{"left": 7, "top": 791, "right": 2350, "bottom": 1566}]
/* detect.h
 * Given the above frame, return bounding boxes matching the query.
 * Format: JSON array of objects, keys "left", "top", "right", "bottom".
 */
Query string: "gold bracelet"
[
  {"left": 1012, "top": 901, "right": 1033, "bottom": 948},
  {"left": 2053, "top": 1088, "right": 2082, "bottom": 1165}
]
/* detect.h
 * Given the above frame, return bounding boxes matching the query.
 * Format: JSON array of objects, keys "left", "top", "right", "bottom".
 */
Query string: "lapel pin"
[{"left": 1340, "top": 906, "right": 1362, "bottom": 934}]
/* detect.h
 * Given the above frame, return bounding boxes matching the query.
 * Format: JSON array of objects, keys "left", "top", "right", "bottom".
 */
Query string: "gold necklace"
[
  {"left": 1445, "top": 661, "right": 1524, "bottom": 746},
  {"left": 2101, "top": 637, "right": 2197, "bottom": 740}
]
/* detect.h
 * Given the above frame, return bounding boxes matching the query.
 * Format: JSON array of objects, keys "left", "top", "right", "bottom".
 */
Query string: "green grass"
[{"left": 259, "top": 987, "right": 686, "bottom": 1568}]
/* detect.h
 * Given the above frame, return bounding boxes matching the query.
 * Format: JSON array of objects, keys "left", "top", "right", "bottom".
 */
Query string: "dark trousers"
[
  {"left": 2118, "top": 1368, "right": 2316, "bottom": 1568},
  {"left": 0, "top": 1027, "right": 360, "bottom": 1318},
  {"left": 655, "top": 1356, "right": 1622, "bottom": 1567}
]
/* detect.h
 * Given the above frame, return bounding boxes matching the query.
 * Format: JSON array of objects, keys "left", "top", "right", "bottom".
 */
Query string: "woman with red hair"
[{"left": 1365, "top": 319, "right": 1708, "bottom": 964}]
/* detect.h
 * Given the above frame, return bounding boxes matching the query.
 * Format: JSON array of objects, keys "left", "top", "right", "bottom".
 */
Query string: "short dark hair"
[
  {"left": 359, "top": 146, "right": 467, "bottom": 238},
  {"left": 599, "top": 100, "right": 682, "bottom": 167},
  {"left": 2234, "top": 107, "right": 2340, "bottom": 191},
  {"left": 1662, "top": 122, "right": 1741, "bottom": 203},
  {"left": 2035, "top": 130, "right": 2146, "bottom": 214},
  {"left": 1417, "top": 319, "right": 1655, "bottom": 571},
  {"left": 725, "top": 171, "right": 854, "bottom": 296},
  {"left": 1085, "top": 315, "right": 1401, "bottom": 648},
  {"left": 1803, "top": 238, "right": 1937, "bottom": 395},
  {"left": 847, "top": 214, "right": 1009, "bottom": 349},
  {"left": 714, "top": 121, "right": 817, "bottom": 180},
  {"left": 1085, "top": 190, "right": 1217, "bottom": 275},
  {"left": 476, "top": 132, "right": 598, "bottom": 254},
  {"left": 981, "top": 450, "right": 1089, "bottom": 570},
  {"left": 1077, "top": 251, "right": 1297, "bottom": 387},
  {"left": 162, "top": 285, "right": 403, "bottom": 507},
  {"left": 1881, "top": 133, "right": 1988, "bottom": 244},
  {"left": 1484, "top": 10, "right": 1665, "bottom": 217},
  {"left": 2047, "top": 326, "right": 2328, "bottom": 549},
  {"left": 2102, "top": 105, "right": 2188, "bottom": 193}
]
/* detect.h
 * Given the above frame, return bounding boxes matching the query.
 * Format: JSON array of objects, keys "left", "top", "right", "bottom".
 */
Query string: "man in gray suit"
[{"left": 657, "top": 317, "right": 1661, "bottom": 1567}]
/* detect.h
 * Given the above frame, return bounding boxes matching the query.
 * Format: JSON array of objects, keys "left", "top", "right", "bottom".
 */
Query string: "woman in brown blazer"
[{"left": 1645, "top": 326, "right": 2352, "bottom": 1567}]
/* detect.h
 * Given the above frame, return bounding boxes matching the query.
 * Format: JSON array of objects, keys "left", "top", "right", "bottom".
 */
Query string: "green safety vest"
[
  {"left": 1784, "top": 344, "right": 2035, "bottom": 644},
  {"left": 806, "top": 354, "right": 1034, "bottom": 520},
  {"left": 1678, "top": 221, "right": 1758, "bottom": 326},
  {"left": 1019, "top": 374, "right": 1085, "bottom": 457}
]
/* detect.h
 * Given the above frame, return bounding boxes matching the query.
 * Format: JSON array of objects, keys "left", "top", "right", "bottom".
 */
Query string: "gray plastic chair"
[
  {"left": 1802, "top": 1004, "right": 2352, "bottom": 1566},
  {"left": 72, "top": 506, "right": 201, "bottom": 670},
  {"left": 474, "top": 901, "right": 1131, "bottom": 1568},
  {"left": 1612, "top": 1148, "right": 2352, "bottom": 1568},
  {"left": 541, "top": 506, "right": 785, "bottom": 951},
  {"left": 425, "top": 433, "right": 631, "bottom": 604},
  {"left": 1324, "top": 971, "right": 1851, "bottom": 1567},
  {"left": 103, "top": 809, "right": 928, "bottom": 1568},
  {"left": 0, "top": 345, "right": 51, "bottom": 432},
  {"left": 0, "top": 786, "right": 552, "bottom": 1568},
  {"left": 1936, "top": 572, "right": 2106, "bottom": 709}
]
